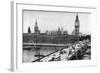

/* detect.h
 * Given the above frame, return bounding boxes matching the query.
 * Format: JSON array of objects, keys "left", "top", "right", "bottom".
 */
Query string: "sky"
[{"left": 23, "top": 10, "right": 91, "bottom": 34}]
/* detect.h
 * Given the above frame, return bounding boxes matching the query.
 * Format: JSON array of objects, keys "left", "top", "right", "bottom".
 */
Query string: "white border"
[{"left": 11, "top": 1, "right": 97, "bottom": 72}]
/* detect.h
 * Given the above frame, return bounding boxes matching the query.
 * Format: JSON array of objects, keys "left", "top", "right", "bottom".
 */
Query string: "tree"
[{"left": 28, "top": 26, "right": 31, "bottom": 33}]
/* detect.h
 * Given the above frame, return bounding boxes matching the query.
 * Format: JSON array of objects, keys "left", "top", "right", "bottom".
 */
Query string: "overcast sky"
[{"left": 23, "top": 10, "right": 91, "bottom": 34}]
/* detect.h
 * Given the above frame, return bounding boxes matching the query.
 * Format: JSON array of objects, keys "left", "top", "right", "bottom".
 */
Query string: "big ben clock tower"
[{"left": 75, "top": 14, "right": 80, "bottom": 36}]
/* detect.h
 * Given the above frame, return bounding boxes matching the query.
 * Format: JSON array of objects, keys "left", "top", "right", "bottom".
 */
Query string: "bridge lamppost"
[{"left": 34, "top": 34, "right": 41, "bottom": 61}]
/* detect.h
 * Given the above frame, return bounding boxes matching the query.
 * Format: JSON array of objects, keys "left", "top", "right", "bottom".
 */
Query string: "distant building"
[
  {"left": 34, "top": 20, "right": 40, "bottom": 34},
  {"left": 45, "top": 27, "right": 68, "bottom": 35},
  {"left": 72, "top": 14, "right": 80, "bottom": 36},
  {"left": 75, "top": 14, "right": 80, "bottom": 36},
  {"left": 23, "top": 14, "right": 80, "bottom": 44}
]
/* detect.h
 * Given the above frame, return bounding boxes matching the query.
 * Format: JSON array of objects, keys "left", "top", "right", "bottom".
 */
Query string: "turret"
[{"left": 34, "top": 20, "right": 40, "bottom": 34}]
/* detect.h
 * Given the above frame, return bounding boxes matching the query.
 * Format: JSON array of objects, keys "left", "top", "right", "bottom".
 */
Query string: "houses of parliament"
[{"left": 23, "top": 14, "right": 80, "bottom": 44}]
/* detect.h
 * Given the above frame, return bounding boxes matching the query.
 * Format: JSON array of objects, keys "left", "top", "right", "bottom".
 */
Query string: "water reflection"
[{"left": 23, "top": 46, "right": 63, "bottom": 62}]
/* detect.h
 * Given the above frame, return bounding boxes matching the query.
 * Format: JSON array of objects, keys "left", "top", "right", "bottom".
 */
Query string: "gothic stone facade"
[{"left": 23, "top": 14, "right": 80, "bottom": 44}]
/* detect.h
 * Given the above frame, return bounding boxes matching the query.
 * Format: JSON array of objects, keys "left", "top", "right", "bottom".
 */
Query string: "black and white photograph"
[
  {"left": 22, "top": 10, "right": 91, "bottom": 63},
  {"left": 10, "top": 1, "right": 97, "bottom": 71}
]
